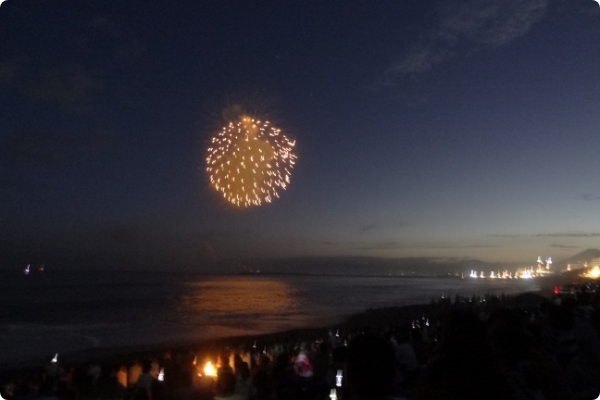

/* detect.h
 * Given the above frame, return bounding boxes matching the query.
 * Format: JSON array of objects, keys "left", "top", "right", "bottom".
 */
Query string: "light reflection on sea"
[
  {"left": 179, "top": 278, "right": 299, "bottom": 315},
  {"left": 177, "top": 277, "right": 307, "bottom": 331}
]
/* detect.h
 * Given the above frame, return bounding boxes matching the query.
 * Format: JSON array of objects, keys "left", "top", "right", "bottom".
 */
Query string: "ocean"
[{"left": 0, "top": 269, "right": 541, "bottom": 367}]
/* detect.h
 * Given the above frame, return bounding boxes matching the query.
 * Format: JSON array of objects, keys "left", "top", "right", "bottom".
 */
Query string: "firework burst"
[{"left": 206, "top": 116, "right": 297, "bottom": 207}]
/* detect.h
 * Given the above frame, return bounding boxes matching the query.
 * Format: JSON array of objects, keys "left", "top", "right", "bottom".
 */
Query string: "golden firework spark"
[{"left": 206, "top": 116, "right": 297, "bottom": 207}]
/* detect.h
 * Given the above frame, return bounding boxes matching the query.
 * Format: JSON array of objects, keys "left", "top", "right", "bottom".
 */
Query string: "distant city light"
[{"left": 468, "top": 256, "right": 555, "bottom": 280}]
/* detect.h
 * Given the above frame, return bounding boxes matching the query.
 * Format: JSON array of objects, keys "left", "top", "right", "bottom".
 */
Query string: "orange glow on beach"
[
  {"left": 203, "top": 361, "right": 217, "bottom": 377},
  {"left": 581, "top": 266, "right": 600, "bottom": 279}
]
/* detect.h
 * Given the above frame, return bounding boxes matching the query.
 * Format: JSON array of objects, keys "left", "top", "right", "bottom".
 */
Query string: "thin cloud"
[
  {"left": 359, "top": 221, "right": 409, "bottom": 234},
  {"left": 358, "top": 241, "right": 402, "bottom": 251},
  {"left": 582, "top": 193, "right": 600, "bottom": 201},
  {"left": 89, "top": 16, "right": 121, "bottom": 39},
  {"left": 412, "top": 244, "right": 498, "bottom": 249},
  {"left": 0, "top": 59, "right": 102, "bottom": 111},
  {"left": 535, "top": 233, "right": 600, "bottom": 238},
  {"left": 489, "top": 234, "right": 522, "bottom": 238},
  {"left": 0, "top": 58, "right": 20, "bottom": 85},
  {"left": 100, "top": 226, "right": 144, "bottom": 248},
  {"left": 87, "top": 16, "right": 146, "bottom": 65},
  {"left": 491, "top": 232, "right": 600, "bottom": 238},
  {"left": 360, "top": 224, "right": 377, "bottom": 233},
  {"left": 382, "top": 0, "right": 547, "bottom": 82},
  {"left": 441, "top": 0, "right": 547, "bottom": 46},
  {"left": 320, "top": 241, "right": 339, "bottom": 246},
  {"left": 0, "top": 128, "right": 119, "bottom": 169},
  {"left": 550, "top": 244, "right": 580, "bottom": 249},
  {"left": 357, "top": 242, "right": 497, "bottom": 251},
  {"left": 21, "top": 65, "right": 102, "bottom": 110},
  {"left": 0, "top": 175, "right": 22, "bottom": 192}
]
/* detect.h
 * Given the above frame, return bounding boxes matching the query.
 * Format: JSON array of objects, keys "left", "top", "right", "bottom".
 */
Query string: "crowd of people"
[{"left": 2, "top": 285, "right": 600, "bottom": 400}]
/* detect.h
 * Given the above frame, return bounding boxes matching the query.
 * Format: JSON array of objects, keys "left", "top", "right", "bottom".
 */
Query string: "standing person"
[
  {"left": 215, "top": 371, "right": 244, "bottom": 400},
  {"left": 543, "top": 301, "right": 599, "bottom": 400},
  {"left": 128, "top": 361, "right": 143, "bottom": 388},
  {"left": 393, "top": 326, "right": 418, "bottom": 393},
  {"left": 311, "top": 342, "right": 331, "bottom": 400},
  {"left": 171, "top": 370, "right": 198, "bottom": 400},
  {"left": 252, "top": 355, "right": 273, "bottom": 400},
  {"left": 56, "top": 366, "right": 77, "bottom": 400},
  {"left": 415, "top": 310, "right": 515, "bottom": 400},
  {"left": 86, "top": 361, "right": 101, "bottom": 386},
  {"left": 234, "top": 362, "right": 253, "bottom": 400},
  {"left": 137, "top": 361, "right": 155, "bottom": 395},
  {"left": 346, "top": 333, "right": 397, "bottom": 400}
]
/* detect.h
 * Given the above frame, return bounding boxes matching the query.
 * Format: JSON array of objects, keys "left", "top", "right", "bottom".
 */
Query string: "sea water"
[{"left": 0, "top": 270, "right": 541, "bottom": 366}]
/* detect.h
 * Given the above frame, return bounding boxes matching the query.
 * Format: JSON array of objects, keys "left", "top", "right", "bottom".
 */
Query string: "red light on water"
[{"left": 553, "top": 286, "right": 559, "bottom": 295}]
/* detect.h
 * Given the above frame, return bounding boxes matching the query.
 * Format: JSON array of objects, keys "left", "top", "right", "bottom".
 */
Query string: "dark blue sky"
[{"left": 1, "top": 0, "right": 600, "bottom": 269}]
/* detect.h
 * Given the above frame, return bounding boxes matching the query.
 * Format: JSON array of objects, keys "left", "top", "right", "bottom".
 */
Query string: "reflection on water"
[{"left": 179, "top": 276, "right": 299, "bottom": 315}]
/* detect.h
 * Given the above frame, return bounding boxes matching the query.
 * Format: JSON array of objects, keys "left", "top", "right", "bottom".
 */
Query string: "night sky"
[{"left": 1, "top": 0, "right": 600, "bottom": 270}]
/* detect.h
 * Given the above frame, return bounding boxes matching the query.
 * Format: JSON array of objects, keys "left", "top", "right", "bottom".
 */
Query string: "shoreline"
[
  {"left": 0, "top": 293, "right": 549, "bottom": 375},
  {"left": 0, "top": 303, "right": 436, "bottom": 374}
]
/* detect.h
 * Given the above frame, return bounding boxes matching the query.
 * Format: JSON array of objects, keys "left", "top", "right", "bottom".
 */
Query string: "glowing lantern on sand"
[{"left": 336, "top": 370, "right": 343, "bottom": 387}]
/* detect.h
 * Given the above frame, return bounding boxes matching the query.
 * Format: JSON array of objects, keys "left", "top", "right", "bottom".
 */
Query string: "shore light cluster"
[
  {"left": 468, "top": 256, "right": 555, "bottom": 280},
  {"left": 206, "top": 116, "right": 297, "bottom": 207},
  {"left": 581, "top": 266, "right": 600, "bottom": 279},
  {"left": 469, "top": 270, "right": 521, "bottom": 279}
]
